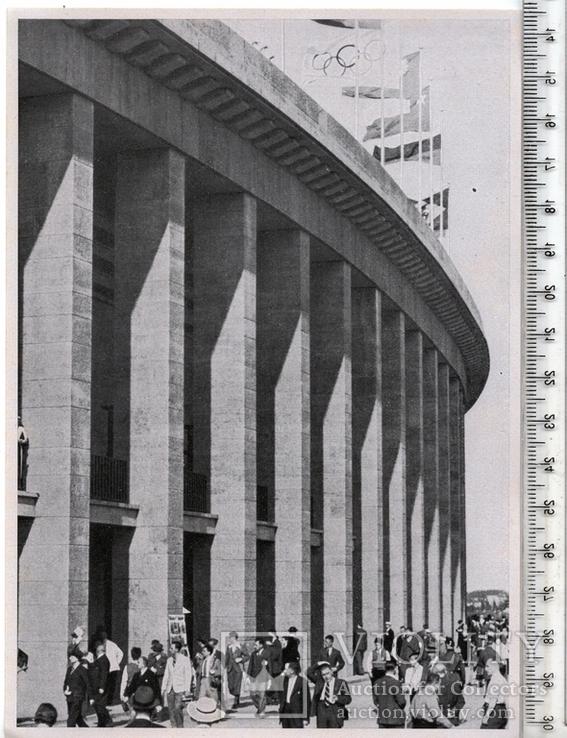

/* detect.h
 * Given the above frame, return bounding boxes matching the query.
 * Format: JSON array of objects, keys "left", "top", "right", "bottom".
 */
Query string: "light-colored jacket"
[
  {"left": 162, "top": 653, "right": 193, "bottom": 695},
  {"left": 104, "top": 639, "right": 124, "bottom": 673}
]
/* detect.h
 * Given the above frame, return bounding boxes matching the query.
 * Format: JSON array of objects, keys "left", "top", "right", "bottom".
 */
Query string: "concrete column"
[
  {"left": 382, "top": 309, "right": 407, "bottom": 629},
  {"left": 450, "top": 377, "right": 462, "bottom": 633},
  {"left": 352, "top": 286, "right": 383, "bottom": 633},
  {"left": 438, "top": 363, "right": 452, "bottom": 633},
  {"left": 257, "top": 229, "right": 311, "bottom": 633},
  {"left": 193, "top": 194, "right": 257, "bottom": 637},
  {"left": 311, "top": 261, "right": 353, "bottom": 649},
  {"left": 423, "top": 347, "right": 440, "bottom": 631},
  {"left": 18, "top": 93, "right": 94, "bottom": 717},
  {"left": 406, "top": 330, "right": 425, "bottom": 631},
  {"left": 459, "top": 387, "right": 467, "bottom": 621},
  {"left": 114, "top": 148, "right": 186, "bottom": 651}
]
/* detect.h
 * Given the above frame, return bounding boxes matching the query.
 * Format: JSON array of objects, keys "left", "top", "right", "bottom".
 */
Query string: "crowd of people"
[
  {"left": 31, "top": 615, "right": 509, "bottom": 728},
  {"left": 366, "top": 616, "right": 510, "bottom": 729}
]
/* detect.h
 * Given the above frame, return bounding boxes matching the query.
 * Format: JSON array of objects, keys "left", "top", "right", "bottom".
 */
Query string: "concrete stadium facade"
[{"left": 16, "top": 18, "right": 489, "bottom": 718}]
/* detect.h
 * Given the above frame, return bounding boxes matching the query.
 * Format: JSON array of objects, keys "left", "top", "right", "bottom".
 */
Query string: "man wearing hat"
[
  {"left": 383, "top": 622, "right": 395, "bottom": 657},
  {"left": 187, "top": 696, "right": 225, "bottom": 727},
  {"left": 148, "top": 640, "right": 167, "bottom": 691},
  {"left": 63, "top": 654, "right": 89, "bottom": 727},
  {"left": 126, "top": 685, "right": 165, "bottom": 728}
]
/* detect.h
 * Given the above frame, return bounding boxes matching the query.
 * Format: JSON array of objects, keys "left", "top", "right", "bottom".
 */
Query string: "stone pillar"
[
  {"left": 257, "top": 229, "right": 311, "bottom": 633},
  {"left": 193, "top": 194, "right": 257, "bottom": 637},
  {"left": 450, "top": 377, "right": 462, "bottom": 632},
  {"left": 352, "top": 286, "right": 383, "bottom": 633},
  {"left": 114, "top": 149, "right": 185, "bottom": 651},
  {"left": 459, "top": 387, "right": 467, "bottom": 621},
  {"left": 382, "top": 309, "right": 407, "bottom": 628},
  {"left": 423, "top": 347, "right": 440, "bottom": 631},
  {"left": 437, "top": 362, "right": 452, "bottom": 634},
  {"left": 311, "top": 261, "right": 353, "bottom": 650},
  {"left": 18, "top": 93, "right": 94, "bottom": 717},
  {"left": 406, "top": 330, "right": 425, "bottom": 631}
]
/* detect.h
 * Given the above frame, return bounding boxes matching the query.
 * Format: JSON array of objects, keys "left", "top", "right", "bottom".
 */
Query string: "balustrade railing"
[{"left": 90, "top": 455, "right": 129, "bottom": 503}]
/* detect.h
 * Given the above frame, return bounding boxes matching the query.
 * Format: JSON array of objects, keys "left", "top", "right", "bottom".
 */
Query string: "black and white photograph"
[{"left": 9, "top": 5, "right": 522, "bottom": 732}]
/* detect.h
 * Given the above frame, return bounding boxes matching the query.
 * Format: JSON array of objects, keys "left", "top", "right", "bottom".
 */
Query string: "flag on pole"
[
  {"left": 363, "top": 86, "right": 430, "bottom": 140},
  {"left": 377, "top": 133, "right": 441, "bottom": 164},
  {"left": 313, "top": 19, "right": 382, "bottom": 29},
  {"left": 421, "top": 188, "right": 449, "bottom": 230},
  {"left": 342, "top": 85, "right": 400, "bottom": 98}
]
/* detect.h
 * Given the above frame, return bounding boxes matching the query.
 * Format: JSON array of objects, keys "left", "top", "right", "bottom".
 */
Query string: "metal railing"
[
  {"left": 90, "top": 456, "right": 129, "bottom": 503},
  {"left": 184, "top": 471, "right": 209, "bottom": 513}
]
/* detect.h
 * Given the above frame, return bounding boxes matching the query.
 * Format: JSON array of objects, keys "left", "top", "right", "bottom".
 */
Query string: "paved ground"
[{"left": 21, "top": 670, "right": 490, "bottom": 729}]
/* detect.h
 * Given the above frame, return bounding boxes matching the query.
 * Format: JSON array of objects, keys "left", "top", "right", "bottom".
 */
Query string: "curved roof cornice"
[{"left": 63, "top": 17, "right": 489, "bottom": 407}]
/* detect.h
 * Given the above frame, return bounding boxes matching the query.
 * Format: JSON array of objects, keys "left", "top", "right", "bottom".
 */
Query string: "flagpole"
[
  {"left": 418, "top": 47, "right": 423, "bottom": 219},
  {"left": 429, "top": 78, "right": 434, "bottom": 228},
  {"left": 281, "top": 19, "right": 286, "bottom": 74},
  {"left": 355, "top": 19, "right": 360, "bottom": 140},
  {"left": 446, "top": 181, "right": 451, "bottom": 252},
  {"left": 440, "top": 108, "right": 446, "bottom": 247},
  {"left": 380, "top": 22, "right": 385, "bottom": 164},
  {"left": 399, "top": 20, "right": 404, "bottom": 188}
]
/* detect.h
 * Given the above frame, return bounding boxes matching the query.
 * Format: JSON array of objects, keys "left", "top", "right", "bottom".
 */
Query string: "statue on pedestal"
[{"left": 18, "top": 416, "right": 29, "bottom": 491}]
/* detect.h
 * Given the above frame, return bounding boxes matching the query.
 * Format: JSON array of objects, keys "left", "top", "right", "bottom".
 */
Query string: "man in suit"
[
  {"left": 433, "top": 663, "right": 466, "bottom": 726},
  {"left": 63, "top": 654, "right": 89, "bottom": 727},
  {"left": 266, "top": 633, "right": 283, "bottom": 705},
  {"left": 126, "top": 685, "right": 165, "bottom": 729},
  {"left": 89, "top": 643, "right": 113, "bottom": 728},
  {"left": 225, "top": 631, "right": 246, "bottom": 709},
  {"left": 395, "top": 627, "right": 420, "bottom": 680},
  {"left": 441, "top": 637, "right": 466, "bottom": 685},
  {"left": 476, "top": 635, "right": 501, "bottom": 686},
  {"left": 279, "top": 661, "right": 311, "bottom": 728},
  {"left": 246, "top": 637, "right": 270, "bottom": 717},
  {"left": 161, "top": 640, "right": 193, "bottom": 728},
  {"left": 373, "top": 661, "right": 406, "bottom": 728},
  {"left": 125, "top": 657, "right": 162, "bottom": 706},
  {"left": 353, "top": 624, "right": 368, "bottom": 676},
  {"left": 310, "top": 663, "right": 352, "bottom": 728},
  {"left": 317, "top": 635, "right": 345, "bottom": 675},
  {"left": 383, "top": 623, "right": 395, "bottom": 656}
]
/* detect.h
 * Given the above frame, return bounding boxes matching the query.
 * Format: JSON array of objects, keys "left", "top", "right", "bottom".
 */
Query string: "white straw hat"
[{"left": 187, "top": 697, "right": 225, "bottom": 724}]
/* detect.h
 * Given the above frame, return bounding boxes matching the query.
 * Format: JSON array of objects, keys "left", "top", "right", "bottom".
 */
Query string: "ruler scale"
[{"left": 523, "top": 0, "right": 565, "bottom": 734}]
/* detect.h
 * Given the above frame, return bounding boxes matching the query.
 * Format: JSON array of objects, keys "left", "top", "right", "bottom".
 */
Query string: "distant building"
[{"left": 16, "top": 19, "right": 489, "bottom": 718}]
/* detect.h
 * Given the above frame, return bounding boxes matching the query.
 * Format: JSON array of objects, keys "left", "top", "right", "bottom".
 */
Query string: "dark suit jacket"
[
  {"left": 443, "top": 650, "right": 466, "bottom": 684},
  {"left": 124, "top": 669, "right": 162, "bottom": 702},
  {"left": 89, "top": 654, "right": 110, "bottom": 696},
  {"left": 373, "top": 674, "right": 406, "bottom": 726},
  {"left": 317, "top": 647, "right": 345, "bottom": 674},
  {"left": 438, "top": 671, "right": 465, "bottom": 725},
  {"left": 268, "top": 638, "right": 283, "bottom": 676},
  {"left": 311, "top": 676, "right": 352, "bottom": 728},
  {"left": 354, "top": 628, "right": 368, "bottom": 653},
  {"left": 282, "top": 639, "right": 300, "bottom": 665},
  {"left": 64, "top": 664, "right": 90, "bottom": 702},
  {"left": 247, "top": 648, "right": 269, "bottom": 679},
  {"left": 384, "top": 628, "right": 395, "bottom": 654},
  {"left": 279, "top": 675, "right": 311, "bottom": 727},
  {"left": 396, "top": 633, "right": 420, "bottom": 663}
]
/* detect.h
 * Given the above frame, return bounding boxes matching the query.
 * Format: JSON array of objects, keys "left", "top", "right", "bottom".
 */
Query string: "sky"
[{"left": 225, "top": 15, "right": 520, "bottom": 593}]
